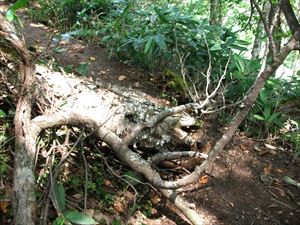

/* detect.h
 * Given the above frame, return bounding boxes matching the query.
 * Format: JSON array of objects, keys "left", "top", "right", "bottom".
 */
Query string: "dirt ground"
[{"left": 2, "top": 10, "right": 300, "bottom": 225}]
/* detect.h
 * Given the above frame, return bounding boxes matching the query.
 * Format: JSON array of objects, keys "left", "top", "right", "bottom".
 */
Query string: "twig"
[
  {"left": 33, "top": 31, "right": 56, "bottom": 64},
  {"left": 201, "top": 99, "right": 243, "bottom": 114},
  {"left": 174, "top": 25, "right": 196, "bottom": 101},
  {"left": 81, "top": 139, "right": 88, "bottom": 213},
  {"left": 271, "top": 198, "right": 294, "bottom": 210},
  {"left": 92, "top": 141, "right": 140, "bottom": 208}
]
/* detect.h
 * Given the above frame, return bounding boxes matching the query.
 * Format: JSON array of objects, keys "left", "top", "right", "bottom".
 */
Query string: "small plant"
[
  {"left": 52, "top": 182, "right": 97, "bottom": 225},
  {"left": 251, "top": 88, "right": 283, "bottom": 137}
]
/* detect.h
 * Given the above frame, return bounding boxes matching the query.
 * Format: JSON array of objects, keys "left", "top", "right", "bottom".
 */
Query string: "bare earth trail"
[{"left": 20, "top": 14, "right": 300, "bottom": 225}]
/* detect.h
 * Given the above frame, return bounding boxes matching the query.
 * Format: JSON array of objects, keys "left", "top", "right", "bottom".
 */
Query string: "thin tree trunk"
[{"left": 209, "top": 0, "right": 222, "bottom": 25}]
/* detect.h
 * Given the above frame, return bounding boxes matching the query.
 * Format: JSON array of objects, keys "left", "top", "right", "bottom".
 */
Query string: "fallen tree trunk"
[{"left": 1, "top": 3, "right": 300, "bottom": 223}]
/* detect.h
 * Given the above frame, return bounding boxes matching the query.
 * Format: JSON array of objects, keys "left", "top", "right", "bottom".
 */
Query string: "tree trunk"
[
  {"left": 13, "top": 65, "right": 36, "bottom": 225},
  {"left": 209, "top": 0, "right": 222, "bottom": 25}
]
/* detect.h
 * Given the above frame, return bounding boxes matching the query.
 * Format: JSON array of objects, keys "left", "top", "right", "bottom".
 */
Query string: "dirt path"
[{"left": 19, "top": 13, "right": 300, "bottom": 225}]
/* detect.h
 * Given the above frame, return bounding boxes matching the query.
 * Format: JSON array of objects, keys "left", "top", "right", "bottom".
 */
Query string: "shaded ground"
[{"left": 1, "top": 9, "right": 299, "bottom": 225}]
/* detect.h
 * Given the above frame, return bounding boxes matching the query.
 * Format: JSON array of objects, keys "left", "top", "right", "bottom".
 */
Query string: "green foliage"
[
  {"left": 31, "top": 0, "right": 112, "bottom": 29},
  {"left": 63, "top": 210, "right": 98, "bottom": 225},
  {"left": 52, "top": 182, "right": 97, "bottom": 225},
  {"left": 53, "top": 182, "right": 66, "bottom": 212},
  {"left": 75, "top": 62, "right": 89, "bottom": 76},
  {"left": 6, "top": 0, "right": 28, "bottom": 25},
  {"left": 0, "top": 110, "right": 7, "bottom": 119},
  {"left": 31, "top": 0, "right": 300, "bottom": 147},
  {"left": 0, "top": 153, "right": 9, "bottom": 177},
  {"left": 100, "top": 1, "right": 246, "bottom": 74}
]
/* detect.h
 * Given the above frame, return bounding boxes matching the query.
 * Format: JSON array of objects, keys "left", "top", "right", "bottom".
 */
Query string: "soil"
[{"left": 1, "top": 9, "right": 300, "bottom": 225}]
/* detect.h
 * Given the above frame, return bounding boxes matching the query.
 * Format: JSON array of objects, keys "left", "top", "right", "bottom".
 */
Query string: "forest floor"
[{"left": 1, "top": 10, "right": 300, "bottom": 225}]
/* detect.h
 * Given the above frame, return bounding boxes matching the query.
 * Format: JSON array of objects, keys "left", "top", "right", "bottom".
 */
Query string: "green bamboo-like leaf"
[
  {"left": 52, "top": 216, "right": 65, "bottom": 225},
  {"left": 267, "top": 112, "right": 281, "bottom": 122},
  {"left": 259, "top": 89, "right": 267, "bottom": 104},
  {"left": 5, "top": 10, "right": 15, "bottom": 22},
  {"left": 63, "top": 210, "right": 98, "bottom": 225},
  {"left": 253, "top": 114, "right": 265, "bottom": 121},
  {"left": 233, "top": 54, "right": 245, "bottom": 73},
  {"left": 144, "top": 37, "right": 154, "bottom": 54},
  {"left": 53, "top": 183, "right": 66, "bottom": 212},
  {"left": 10, "top": 0, "right": 28, "bottom": 11},
  {"left": 263, "top": 105, "right": 271, "bottom": 120},
  {"left": 155, "top": 34, "right": 167, "bottom": 50}
]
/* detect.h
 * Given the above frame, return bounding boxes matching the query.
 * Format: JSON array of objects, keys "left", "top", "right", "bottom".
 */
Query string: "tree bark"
[
  {"left": 0, "top": 13, "right": 36, "bottom": 225},
  {"left": 209, "top": 0, "right": 222, "bottom": 25}
]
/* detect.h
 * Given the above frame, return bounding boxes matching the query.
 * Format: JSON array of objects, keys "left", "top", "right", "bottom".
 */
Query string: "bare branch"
[
  {"left": 203, "top": 35, "right": 212, "bottom": 97},
  {"left": 201, "top": 99, "right": 244, "bottom": 114},
  {"left": 149, "top": 151, "right": 208, "bottom": 165}
]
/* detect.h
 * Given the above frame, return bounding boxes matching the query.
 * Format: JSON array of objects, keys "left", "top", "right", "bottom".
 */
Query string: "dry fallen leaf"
[
  {"left": 240, "top": 143, "right": 247, "bottom": 150},
  {"left": 104, "top": 179, "right": 112, "bottom": 186},
  {"left": 113, "top": 201, "right": 124, "bottom": 213},
  {"left": 263, "top": 165, "right": 272, "bottom": 175},
  {"left": 0, "top": 201, "right": 9, "bottom": 213},
  {"left": 199, "top": 175, "right": 209, "bottom": 185},
  {"left": 118, "top": 75, "right": 127, "bottom": 81},
  {"left": 150, "top": 192, "right": 161, "bottom": 205}
]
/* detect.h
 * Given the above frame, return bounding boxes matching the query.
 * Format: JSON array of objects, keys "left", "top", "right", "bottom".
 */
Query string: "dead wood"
[{"left": 1, "top": 1, "right": 300, "bottom": 224}]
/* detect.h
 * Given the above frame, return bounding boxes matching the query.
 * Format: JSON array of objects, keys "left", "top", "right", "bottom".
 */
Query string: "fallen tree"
[{"left": 1, "top": 0, "right": 300, "bottom": 224}]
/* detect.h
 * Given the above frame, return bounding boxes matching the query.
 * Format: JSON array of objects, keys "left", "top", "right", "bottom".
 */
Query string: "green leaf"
[
  {"left": 253, "top": 114, "right": 265, "bottom": 121},
  {"left": 233, "top": 54, "right": 245, "bottom": 73},
  {"left": 263, "top": 105, "right": 271, "bottom": 119},
  {"left": 76, "top": 63, "right": 89, "bottom": 76},
  {"left": 144, "top": 37, "right": 154, "bottom": 54},
  {"left": 155, "top": 34, "right": 167, "bottom": 50},
  {"left": 267, "top": 112, "right": 281, "bottom": 122},
  {"left": 5, "top": 9, "right": 15, "bottom": 22},
  {"left": 112, "top": 219, "right": 122, "bottom": 225},
  {"left": 54, "top": 47, "right": 67, "bottom": 53},
  {"left": 63, "top": 210, "right": 98, "bottom": 225},
  {"left": 0, "top": 109, "right": 7, "bottom": 118},
  {"left": 123, "top": 170, "right": 143, "bottom": 186},
  {"left": 230, "top": 43, "right": 248, "bottom": 51},
  {"left": 10, "top": 0, "right": 28, "bottom": 11},
  {"left": 52, "top": 216, "right": 65, "bottom": 225},
  {"left": 259, "top": 89, "right": 267, "bottom": 104},
  {"left": 210, "top": 43, "right": 222, "bottom": 51},
  {"left": 53, "top": 183, "right": 66, "bottom": 212}
]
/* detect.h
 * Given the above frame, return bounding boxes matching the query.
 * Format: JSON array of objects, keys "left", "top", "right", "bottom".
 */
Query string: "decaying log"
[{"left": 34, "top": 64, "right": 199, "bottom": 151}]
